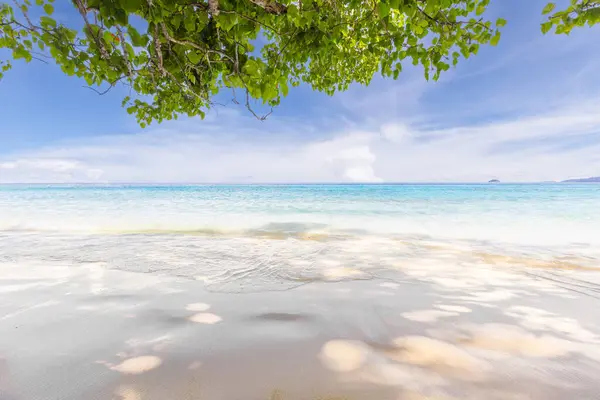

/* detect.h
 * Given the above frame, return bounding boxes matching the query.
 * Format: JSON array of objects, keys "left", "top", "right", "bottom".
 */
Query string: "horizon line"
[{"left": 0, "top": 181, "right": 591, "bottom": 186}]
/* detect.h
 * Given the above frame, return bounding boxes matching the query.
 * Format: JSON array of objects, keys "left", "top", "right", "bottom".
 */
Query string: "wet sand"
[{"left": 2, "top": 253, "right": 600, "bottom": 400}]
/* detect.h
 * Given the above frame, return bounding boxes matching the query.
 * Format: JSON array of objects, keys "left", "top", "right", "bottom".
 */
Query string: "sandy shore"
[{"left": 2, "top": 257, "right": 600, "bottom": 400}]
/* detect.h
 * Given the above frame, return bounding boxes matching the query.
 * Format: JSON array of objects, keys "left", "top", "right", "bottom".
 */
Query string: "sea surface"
[
  {"left": 3, "top": 184, "right": 600, "bottom": 400},
  {"left": 0, "top": 183, "right": 599, "bottom": 293}
]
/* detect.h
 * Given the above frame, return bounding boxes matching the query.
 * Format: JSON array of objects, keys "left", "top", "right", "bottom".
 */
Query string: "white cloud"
[
  {"left": 0, "top": 158, "right": 104, "bottom": 182},
  {"left": 1, "top": 95, "right": 599, "bottom": 183}
]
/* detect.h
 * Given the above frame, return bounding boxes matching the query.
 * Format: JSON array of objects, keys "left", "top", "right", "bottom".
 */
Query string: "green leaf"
[
  {"left": 121, "top": 0, "right": 142, "bottom": 12},
  {"left": 128, "top": 26, "right": 143, "bottom": 46},
  {"left": 541, "top": 21, "right": 553, "bottom": 34},
  {"left": 12, "top": 47, "right": 30, "bottom": 60},
  {"left": 542, "top": 3, "right": 556, "bottom": 15},
  {"left": 103, "top": 30, "right": 116, "bottom": 44},
  {"left": 490, "top": 31, "right": 500, "bottom": 46},
  {"left": 40, "top": 16, "right": 56, "bottom": 28},
  {"left": 184, "top": 16, "right": 195, "bottom": 31},
  {"left": 188, "top": 51, "right": 202, "bottom": 64},
  {"left": 218, "top": 13, "right": 238, "bottom": 31},
  {"left": 4, "top": 0, "right": 589, "bottom": 128},
  {"left": 244, "top": 59, "right": 259, "bottom": 76},
  {"left": 114, "top": 8, "right": 128, "bottom": 25},
  {"left": 378, "top": 2, "right": 391, "bottom": 18},
  {"left": 172, "top": 15, "right": 182, "bottom": 30}
]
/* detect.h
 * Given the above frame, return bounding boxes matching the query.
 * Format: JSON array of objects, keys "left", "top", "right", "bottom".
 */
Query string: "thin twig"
[
  {"left": 31, "top": 55, "right": 49, "bottom": 63},
  {"left": 116, "top": 27, "right": 133, "bottom": 81},
  {"left": 160, "top": 22, "right": 234, "bottom": 64},
  {"left": 74, "top": 0, "right": 109, "bottom": 59},
  {"left": 219, "top": 10, "right": 280, "bottom": 34},
  {"left": 83, "top": 76, "right": 126, "bottom": 95},
  {"left": 11, "top": 0, "right": 34, "bottom": 28}
]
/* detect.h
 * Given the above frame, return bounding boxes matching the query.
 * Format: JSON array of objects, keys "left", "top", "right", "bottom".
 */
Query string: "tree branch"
[
  {"left": 153, "top": 23, "right": 166, "bottom": 76},
  {"left": 11, "top": 0, "right": 34, "bottom": 29},
  {"left": 219, "top": 10, "right": 280, "bottom": 34},
  {"left": 74, "top": 0, "right": 109, "bottom": 60},
  {"left": 247, "top": 0, "right": 287, "bottom": 15},
  {"left": 83, "top": 76, "right": 126, "bottom": 95},
  {"left": 116, "top": 27, "right": 133, "bottom": 81},
  {"left": 160, "top": 22, "right": 235, "bottom": 64},
  {"left": 208, "top": 0, "right": 220, "bottom": 16}
]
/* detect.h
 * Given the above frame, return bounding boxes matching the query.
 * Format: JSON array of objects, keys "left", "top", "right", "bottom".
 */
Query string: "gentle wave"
[
  {"left": 1, "top": 184, "right": 600, "bottom": 246},
  {"left": 1, "top": 231, "right": 599, "bottom": 294},
  {"left": 1, "top": 218, "right": 599, "bottom": 246}
]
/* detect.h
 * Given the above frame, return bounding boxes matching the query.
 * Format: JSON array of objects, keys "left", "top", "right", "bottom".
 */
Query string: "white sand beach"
[{"left": 2, "top": 234, "right": 600, "bottom": 400}]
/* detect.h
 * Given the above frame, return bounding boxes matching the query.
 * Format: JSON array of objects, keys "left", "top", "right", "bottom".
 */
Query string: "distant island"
[
  {"left": 488, "top": 179, "right": 500, "bottom": 183},
  {"left": 562, "top": 177, "right": 600, "bottom": 183}
]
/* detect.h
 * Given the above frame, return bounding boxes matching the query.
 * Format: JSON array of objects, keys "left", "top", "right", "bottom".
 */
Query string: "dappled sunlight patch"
[
  {"left": 457, "top": 289, "right": 518, "bottom": 303},
  {"left": 402, "top": 310, "right": 458, "bottom": 323},
  {"left": 110, "top": 356, "right": 162, "bottom": 375},
  {"left": 319, "top": 340, "right": 369, "bottom": 372},
  {"left": 114, "top": 385, "right": 143, "bottom": 400},
  {"left": 125, "top": 335, "right": 172, "bottom": 353},
  {"left": 357, "top": 362, "right": 449, "bottom": 395},
  {"left": 390, "top": 336, "right": 490, "bottom": 378},
  {"left": 323, "top": 267, "right": 365, "bottom": 281},
  {"left": 463, "top": 324, "right": 573, "bottom": 358},
  {"left": 426, "top": 277, "right": 475, "bottom": 290},
  {"left": 188, "top": 361, "right": 202, "bottom": 370},
  {"left": 435, "top": 305, "right": 471, "bottom": 313},
  {"left": 188, "top": 312, "right": 222, "bottom": 324},
  {"left": 505, "top": 306, "right": 599, "bottom": 343}
]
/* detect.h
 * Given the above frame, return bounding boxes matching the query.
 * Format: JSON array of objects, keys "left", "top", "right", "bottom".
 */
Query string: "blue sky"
[{"left": 1, "top": 0, "right": 600, "bottom": 183}]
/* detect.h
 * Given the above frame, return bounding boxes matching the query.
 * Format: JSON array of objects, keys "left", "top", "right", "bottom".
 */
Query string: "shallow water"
[
  {"left": 1, "top": 184, "right": 600, "bottom": 399},
  {"left": 1, "top": 183, "right": 599, "bottom": 291},
  {"left": 2, "top": 260, "right": 600, "bottom": 400},
  {"left": 1, "top": 184, "right": 600, "bottom": 244}
]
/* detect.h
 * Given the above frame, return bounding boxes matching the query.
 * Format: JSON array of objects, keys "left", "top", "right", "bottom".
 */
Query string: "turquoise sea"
[{"left": 1, "top": 184, "right": 599, "bottom": 292}]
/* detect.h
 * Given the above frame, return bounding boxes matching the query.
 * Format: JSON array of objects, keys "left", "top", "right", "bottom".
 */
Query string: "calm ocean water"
[
  {"left": 1, "top": 184, "right": 599, "bottom": 292},
  {"left": 1, "top": 184, "right": 599, "bottom": 243}
]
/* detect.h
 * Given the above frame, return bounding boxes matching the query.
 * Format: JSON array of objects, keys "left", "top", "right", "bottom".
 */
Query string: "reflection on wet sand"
[
  {"left": 109, "top": 356, "right": 163, "bottom": 375},
  {"left": 462, "top": 323, "right": 573, "bottom": 358},
  {"left": 1, "top": 231, "right": 600, "bottom": 400},
  {"left": 188, "top": 313, "right": 222, "bottom": 324}
]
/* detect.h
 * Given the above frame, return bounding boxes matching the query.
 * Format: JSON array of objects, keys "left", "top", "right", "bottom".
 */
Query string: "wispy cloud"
[{"left": 1, "top": 94, "right": 599, "bottom": 183}]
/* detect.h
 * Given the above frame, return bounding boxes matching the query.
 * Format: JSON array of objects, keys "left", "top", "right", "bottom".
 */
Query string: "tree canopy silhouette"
[{"left": 1, "top": 0, "right": 597, "bottom": 125}]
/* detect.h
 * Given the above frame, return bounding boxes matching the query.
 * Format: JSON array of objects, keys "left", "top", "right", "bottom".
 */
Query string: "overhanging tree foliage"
[{"left": 0, "top": 0, "right": 597, "bottom": 126}]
